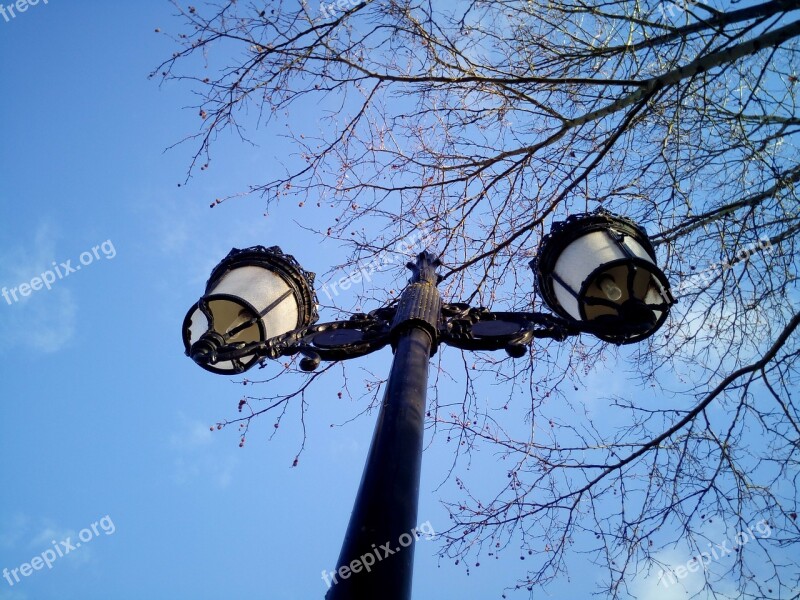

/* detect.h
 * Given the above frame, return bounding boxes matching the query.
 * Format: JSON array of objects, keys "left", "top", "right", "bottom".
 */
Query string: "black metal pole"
[{"left": 326, "top": 252, "right": 442, "bottom": 600}]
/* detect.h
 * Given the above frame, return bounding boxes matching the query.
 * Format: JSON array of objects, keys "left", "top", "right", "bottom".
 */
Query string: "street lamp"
[
  {"left": 181, "top": 209, "right": 674, "bottom": 600},
  {"left": 182, "top": 246, "right": 318, "bottom": 374},
  {"left": 531, "top": 210, "right": 673, "bottom": 344}
]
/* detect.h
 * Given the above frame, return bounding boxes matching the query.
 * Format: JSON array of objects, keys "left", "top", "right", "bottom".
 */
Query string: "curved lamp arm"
[
  {"left": 192, "top": 302, "right": 604, "bottom": 371},
  {"left": 192, "top": 300, "right": 662, "bottom": 372},
  {"left": 191, "top": 307, "right": 398, "bottom": 373}
]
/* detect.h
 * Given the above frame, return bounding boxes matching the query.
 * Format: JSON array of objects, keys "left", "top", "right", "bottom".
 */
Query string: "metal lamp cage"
[
  {"left": 182, "top": 246, "right": 318, "bottom": 374},
  {"left": 532, "top": 211, "right": 674, "bottom": 344}
]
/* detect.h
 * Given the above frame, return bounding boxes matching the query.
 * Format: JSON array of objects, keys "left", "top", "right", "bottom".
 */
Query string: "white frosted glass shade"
[
  {"left": 207, "top": 266, "right": 300, "bottom": 339},
  {"left": 550, "top": 230, "right": 664, "bottom": 322}
]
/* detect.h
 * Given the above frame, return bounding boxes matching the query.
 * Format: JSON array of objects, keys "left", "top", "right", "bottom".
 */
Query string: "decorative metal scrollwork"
[
  {"left": 439, "top": 303, "right": 578, "bottom": 356},
  {"left": 209, "top": 300, "right": 597, "bottom": 370},
  {"left": 209, "top": 308, "right": 397, "bottom": 372},
  {"left": 274, "top": 308, "right": 396, "bottom": 370}
]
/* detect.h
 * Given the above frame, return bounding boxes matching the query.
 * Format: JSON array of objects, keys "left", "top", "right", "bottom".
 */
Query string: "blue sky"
[
  {"left": 0, "top": 2, "right": 794, "bottom": 600},
  {"left": 0, "top": 3, "right": 545, "bottom": 598}
]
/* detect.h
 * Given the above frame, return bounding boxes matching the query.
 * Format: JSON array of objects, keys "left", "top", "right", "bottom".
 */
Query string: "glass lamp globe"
[
  {"left": 531, "top": 210, "right": 674, "bottom": 344},
  {"left": 182, "top": 246, "right": 318, "bottom": 374}
]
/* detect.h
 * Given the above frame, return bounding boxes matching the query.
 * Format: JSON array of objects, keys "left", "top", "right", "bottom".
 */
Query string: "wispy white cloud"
[
  {"left": 0, "top": 222, "right": 78, "bottom": 353},
  {"left": 169, "top": 415, "right": 214, "bottom": 449},
  {"left": 0, "top": 514, "right": 31, "bottom": 550},
  {"left": 169, "top": 413, "right": 238, "bottom": 488},
  {"left": 327, "top": 436, "right": 361, "bottom": 461},
  {"left": 0, "top": 515, "right": 96, "bottom": 572},
  {"left": 630, "top": 548, "right": 709, "bottom": 600},
  {"left": 0, "top": 291, "right": 77, "bottom": 353},
  {"left": 0, "top": 588, "right": 29, "bottom": 600}
]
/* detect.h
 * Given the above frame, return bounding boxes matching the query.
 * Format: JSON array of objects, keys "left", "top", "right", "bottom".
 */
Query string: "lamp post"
[{"left": 181, "top": 209, "right": 674, "bottom": 600}]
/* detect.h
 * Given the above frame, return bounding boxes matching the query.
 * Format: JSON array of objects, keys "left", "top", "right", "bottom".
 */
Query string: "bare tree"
[{"left": 155, "top": 1, "right": 800, "bottom": 597}]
